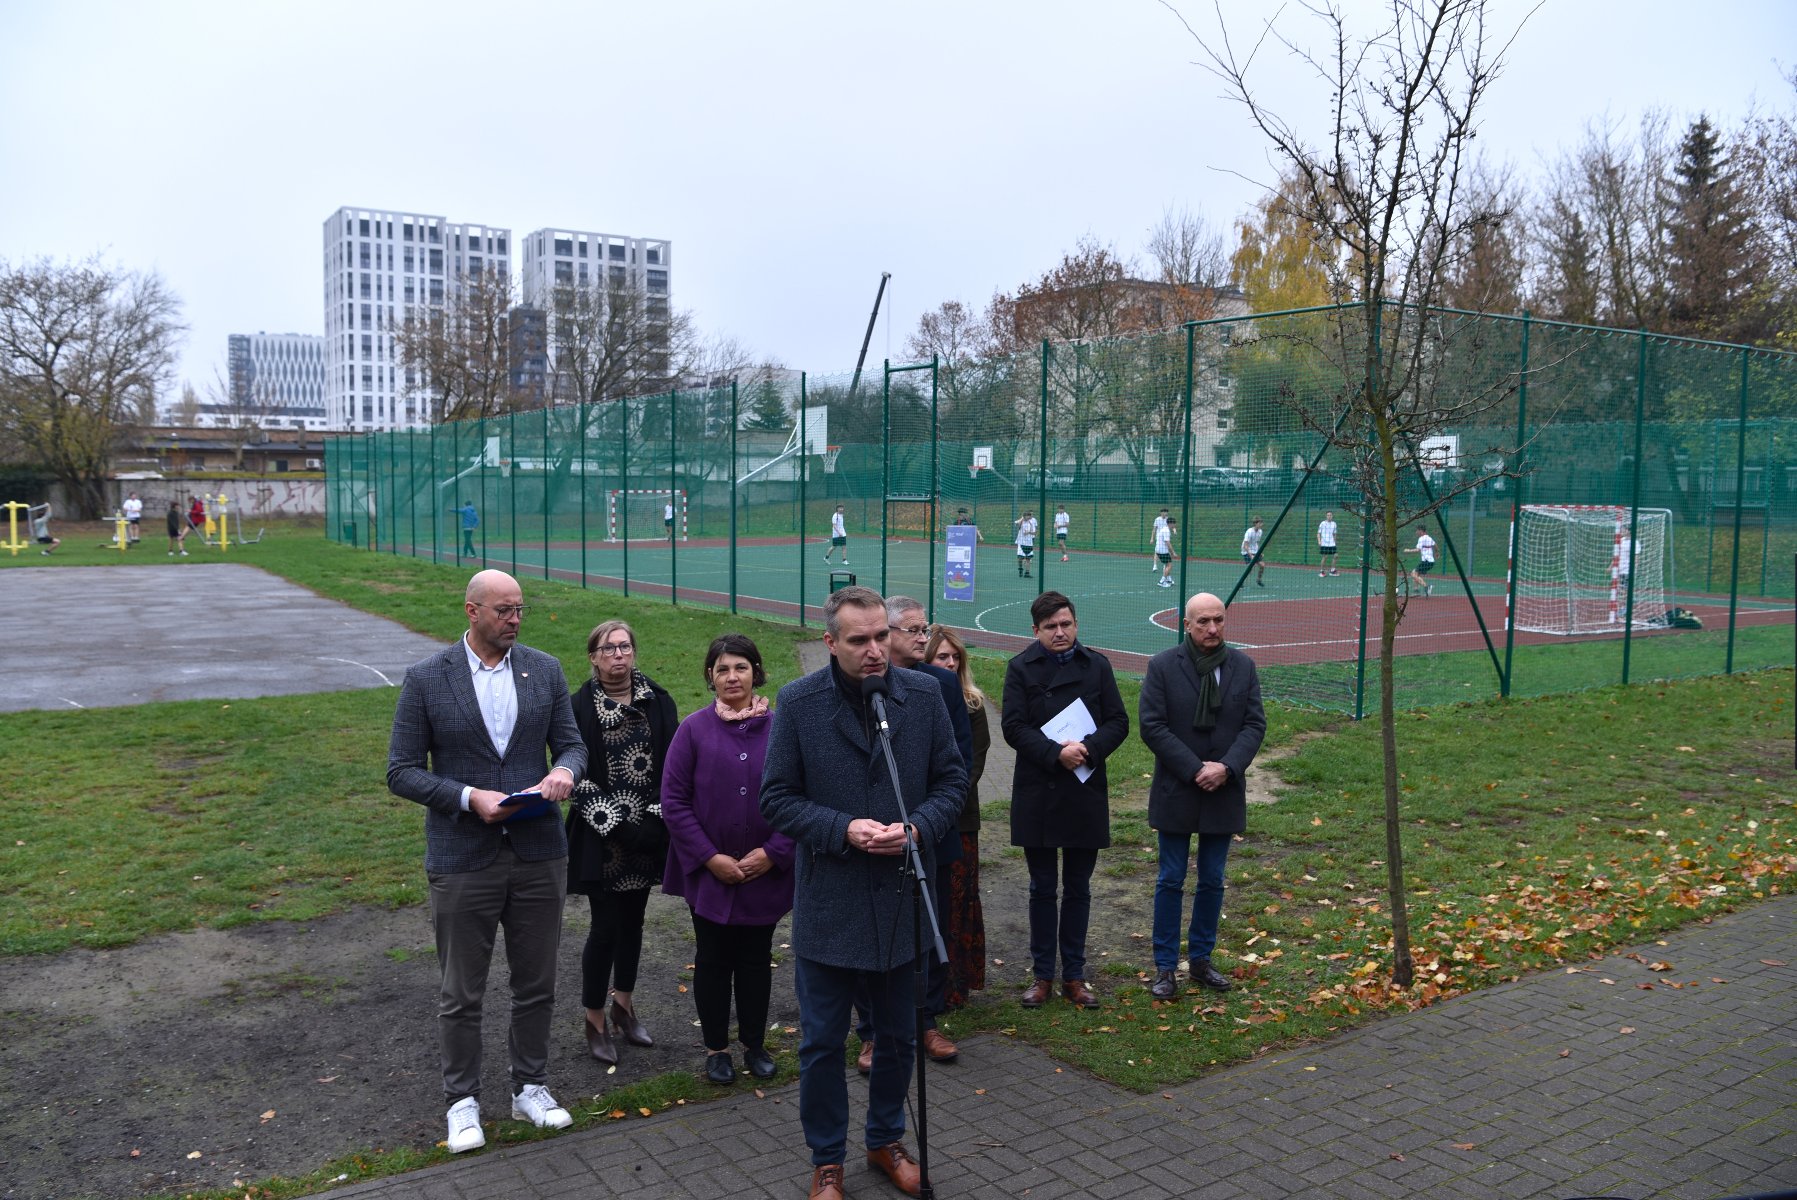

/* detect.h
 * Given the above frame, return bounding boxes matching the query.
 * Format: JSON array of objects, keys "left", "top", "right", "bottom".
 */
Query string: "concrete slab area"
[
  {"left": 0, "top": 564, "right": 449, "bottom": 712},
  {"left": 328, "top": 895, "right": 1797, "bottom": 1200}
]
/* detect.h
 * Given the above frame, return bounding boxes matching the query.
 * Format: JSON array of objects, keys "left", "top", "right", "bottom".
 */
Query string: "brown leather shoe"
[
  {"left": 608, "top": 998, "right": 654, "bottom": 1047},
  {"left": 1062, "top": 978, "right": 1100, "bottom": 1008},
  {"left": 866, "top": 1141, "right": 922, "bottom": 1196},
  {"left": 809, "top": 1163, "right": 846, "bottom": 1200},
  {"left": 922, "top": 1028, "right": 959, "bottom": 1062},
  {"left": 1020, "top": 978, "right": 1053, "bottom": 1008},
  {"left": 856, "top": 1038, "right": 875, "bottom": 1075}
]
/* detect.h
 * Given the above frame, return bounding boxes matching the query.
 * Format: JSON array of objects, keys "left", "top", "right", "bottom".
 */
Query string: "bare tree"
[
  {"left": 1441, "top": 165, "right": 1526, "bottom": 314},
  {"left": 1147, "top": 204, "right": 1234, "bottom": 290},
  {"left": 1737, "top": 71, "right": 1797, "bottom": 352},
  {"left": 393, "top": 268, "right": 527, "bottom": 423},
  {"left": 544, "top": 277, "right": 695, "bottom": 405},
  {"left": 0, "top": 256, "right": 183, "bottom": 517},
  {"left": 1182, "top": 0, "right": 1536, "bottom": 987}
]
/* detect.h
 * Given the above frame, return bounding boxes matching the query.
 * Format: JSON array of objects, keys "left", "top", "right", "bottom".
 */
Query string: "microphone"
[{"left": 860, "top": 672, "right": 890, "bottom": 734}]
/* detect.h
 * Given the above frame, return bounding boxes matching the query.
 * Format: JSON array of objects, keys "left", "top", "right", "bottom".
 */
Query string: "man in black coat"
[
  {"left": 1138, "top": 591, "right": 1265, "bottom": 998},
  {"left": 1002, "top": 591, "right": 1129, "bottom": 1010}
]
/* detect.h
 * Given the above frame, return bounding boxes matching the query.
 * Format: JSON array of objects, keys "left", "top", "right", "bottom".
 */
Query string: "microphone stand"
[{"left": 869, "top": 690, "right": 946, "bottom": 1200}]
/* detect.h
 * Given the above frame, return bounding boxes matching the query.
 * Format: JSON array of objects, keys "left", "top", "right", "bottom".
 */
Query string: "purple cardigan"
[{"left": 660, "top": 704, "right": 795, "bottom": 926}]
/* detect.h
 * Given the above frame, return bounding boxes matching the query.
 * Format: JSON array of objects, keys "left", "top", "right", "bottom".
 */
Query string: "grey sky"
[{"left": 2, "top": 0, "right": 1791, "bottom": 403}]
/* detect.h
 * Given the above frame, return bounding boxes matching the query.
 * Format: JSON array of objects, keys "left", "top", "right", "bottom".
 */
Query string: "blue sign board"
[{"left": 943, "top": 524, "right": 978, "bottom": 602}]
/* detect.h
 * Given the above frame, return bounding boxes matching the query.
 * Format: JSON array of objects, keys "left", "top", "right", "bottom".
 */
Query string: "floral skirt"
[{"left": 943, "top": 832, "right": 986, "bottom": 1009}]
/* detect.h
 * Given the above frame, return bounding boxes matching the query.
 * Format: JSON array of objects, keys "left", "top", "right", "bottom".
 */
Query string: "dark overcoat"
[
  {"left": 759, "top": 663, "right": 965, "bottom": 971},
  {"left": 1137, "top": 643, "right": 1265, "bottom": 836},
  {"left": 1001, "top": 641, "right": 1129, "bottom": 850},
  {"left": 386, "top": 639, "right": 587, "bottom": 874},
  {"left": 566, "top": 674, "right": 679, "bottom": 891}
]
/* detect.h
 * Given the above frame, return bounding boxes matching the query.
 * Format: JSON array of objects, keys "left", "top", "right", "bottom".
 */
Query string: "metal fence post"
[
  {"left": 1176, "top": 323, "right": 1196, "bottom": 633},
  {"left": 799, "top": 372, "right": 808, "bottom": 627},
  {"left": 1501, "top": 312, "right": 1531, "bottom": 698},
  {"left": 1622, "top": 331, "right": 1648, "bottom": 685},
  {"left": 1727, "top": 348, "right": 1750, "bottom": 672},
  {"left": 730, "top": 379, "right": 739, "bottom": 614},
  {"left": 669, "top": 389, "right": 679, "bottom": 606},
  {"left": 579, "top": 401, "right": 588, "bottom": 587}
]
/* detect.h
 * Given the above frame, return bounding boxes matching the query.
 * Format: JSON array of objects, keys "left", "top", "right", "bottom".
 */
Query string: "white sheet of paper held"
[{"left": 1040, "top": 697, "right": 1098, "bottom": 783}]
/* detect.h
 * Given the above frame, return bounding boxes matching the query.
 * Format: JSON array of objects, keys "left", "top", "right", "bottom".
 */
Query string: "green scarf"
[{"left": 1184, "top": 637, "right": 1230, "bottom": 731}]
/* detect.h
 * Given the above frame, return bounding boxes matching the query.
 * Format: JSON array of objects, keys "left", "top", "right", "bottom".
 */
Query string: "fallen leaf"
[
  {"left": 1636, "top": 983, "right": 1654, "bottom": 990},
  {"left": 1303, "top": 1066, "right": 1317, "bottom": 1072},
  {"left": 260, "top": 1109, "right": 276, "bottom": 1123},
  {"left": 637, "top": 1106, "right": 651, "bottom": 1117},
  {"left": 1761, "top": 959, "right": 1787, "bottom": 967},
  {"left": 1675, "top": 745, "right": 1695, "bottom": 752},
  {"left": 1599, "top": 978, "right": 1616, "bottom": 985},
  {"left": 187, "top": 1151, "right": 202, "bottom": 1160},
  {"left": 129, "top": 1149, "right": 140, "bottom": 1158},
  {"left": 754, "top": 1089, "right": 766, "bottom": 1099},
  {"left": 316, "top": 1075, "right": 339, "bottom": 1084},
  {"left": 1619, "top": 1026, "right": 1636, "bottom": 1035},
  {"left": 1389, "top": 1152, "right": 1406, "bottom": 1162},
  {"left": 1647, "top": 961, "right": 1674, "bottom": 972},
  {"left": 1452, "top": 1142, "right": 1478, "bottom": 1151},
  {"left": 1711, "top": 977, "right": 1728, "bottom": 984},
  {"left": 1557, "top": 1049, "right": 1571, "bottom": 1058},
  {"left": 1161, "top": 1092, "right": 1174, "bottom": 1100},
  {"left": 608, "top": 1108, "right": 626, "bottom": 1120},
  {"left": 1311, "top": 817, "right": 1323, "bottom": 826}
]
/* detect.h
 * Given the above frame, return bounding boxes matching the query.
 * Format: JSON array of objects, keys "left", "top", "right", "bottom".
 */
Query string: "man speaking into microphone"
[{"left": 761, "top": 586, "right": 966, "bottom": 1200}]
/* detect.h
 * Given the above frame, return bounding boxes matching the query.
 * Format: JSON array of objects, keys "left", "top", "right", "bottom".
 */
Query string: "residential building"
[
  {"left": 214, "top": 332, "right": 328, "bottom": 432},
  {"left": 519, "top": 228, "right": 672, "bottom": 401},
  {"left": 321, "top": 206, "right": 511, "bottom": 431}
]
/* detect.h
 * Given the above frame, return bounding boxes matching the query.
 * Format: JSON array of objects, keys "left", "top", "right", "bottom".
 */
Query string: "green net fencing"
[{"left": 326, "top": 305, "right": 1796, "bottom": 715}]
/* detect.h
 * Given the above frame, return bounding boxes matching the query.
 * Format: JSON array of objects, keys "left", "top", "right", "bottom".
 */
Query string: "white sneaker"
[
  {"left": 180, "top": 550, "right": 188, "bottom": 556},
  {"left": 446, "top": 1097, "right": 485, "bottom": 1153},
  {"left": 511, "top": 1083, "right": 572, "bottom": 1130}
]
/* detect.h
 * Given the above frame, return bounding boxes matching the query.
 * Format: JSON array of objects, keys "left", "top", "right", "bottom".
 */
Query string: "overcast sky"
[{"left": 2, "top": 0, "right": 1791, "bottom": 402}]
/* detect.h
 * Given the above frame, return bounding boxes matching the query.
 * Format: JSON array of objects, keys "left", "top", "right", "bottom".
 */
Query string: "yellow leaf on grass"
[
  {"left": 638, "top": 1107, "right": 652, "bottom": 1117},
  {"left": 260, "top": 1110, "right": 276, "bottom": 1122},
  {"left": 1675, "top": 745, "right": 1695, "bottom": 752}
]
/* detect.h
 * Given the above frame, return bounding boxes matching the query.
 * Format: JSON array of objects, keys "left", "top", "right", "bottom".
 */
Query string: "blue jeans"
[
  {"left": 1153, "top": 831, "right": 1232, "bottom": 969},
  {"left": 794, "top": 956, "right": 917, "bottom": 1165},
  {"left": 1024, "top": 846, "right": 1097, "bottom": 981}
]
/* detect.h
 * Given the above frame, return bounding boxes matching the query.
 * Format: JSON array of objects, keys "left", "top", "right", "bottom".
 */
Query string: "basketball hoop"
[
  {"left": 968, "top": 464, "right": 983, "bottom": 481},
  {"left": 823, "top": 445, "right": 842, "bottom": 474}
]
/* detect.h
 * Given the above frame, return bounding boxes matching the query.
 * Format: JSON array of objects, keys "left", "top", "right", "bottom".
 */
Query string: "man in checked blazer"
[
  {"left": 387, "top": 569, "right": 587, "bottom": 1154},
  {"left": 1138, "top": 591, "right": 1265, "bottom": 1000}
]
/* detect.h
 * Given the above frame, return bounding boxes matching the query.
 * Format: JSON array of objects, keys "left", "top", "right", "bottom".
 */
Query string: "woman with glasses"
[
  {"left": 924, "top": 626, "right": 990, "bottom": 1009},
  {"left": 567, "top": 620, "right": 678, "bottom": 1066},
  {"left": 660, "top": 633, "right": 793, "bottom": 1084}
]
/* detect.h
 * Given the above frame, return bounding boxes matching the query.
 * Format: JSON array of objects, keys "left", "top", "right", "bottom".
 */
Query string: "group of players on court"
[{"left": 821, "top": 501, "right": 1440, "bottom": 595}]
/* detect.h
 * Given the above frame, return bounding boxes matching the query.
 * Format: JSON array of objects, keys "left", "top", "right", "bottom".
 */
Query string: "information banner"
[{"left": 943, "top": 524, "right": 977, "bottom": 602}]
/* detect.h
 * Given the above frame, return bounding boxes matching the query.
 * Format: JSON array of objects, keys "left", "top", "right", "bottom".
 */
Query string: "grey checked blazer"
[{"left": 387, "top": 638, "right": 587, "bottom": 874}]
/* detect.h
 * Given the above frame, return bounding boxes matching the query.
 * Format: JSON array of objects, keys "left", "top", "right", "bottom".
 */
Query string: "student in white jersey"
[
  {"left": 1403, "top": 525, "right": 1436, "bottom": 596},
  {"left": 823, "top": 504, "right": 848, "bottom": 565},
  {"left": 1240, "top": 517, "right": 1266, "bottom": 587},
  {"left": 1150, "top": 508, "right": 1170, "bottom": 574},
  {"left": 1054, "top": 505, "right": 1071, "bottom": 561},
  {"left": 1154, "top": 517, "right": 1177, "bottom": 588},
  {"left": 1316, "top": 512, "right": 1339, "bottom": 577},
  {"left": 1013, "top": 511, "right": 1038, "bottom": 577}
]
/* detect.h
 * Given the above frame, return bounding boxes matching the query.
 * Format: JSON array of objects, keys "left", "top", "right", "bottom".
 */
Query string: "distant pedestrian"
[
  {"left": 823, "top": 504, "right": 848, "bottom": 565},
  {"left": 123, "top": 492, "right": 143, "bottom": 545},
  {"left": 664, "top": 500, "right": 676, "bottom": 539},
  {"left": 1155, "top": 517, "right": 1177, "bottom": 588},
  {"left": 953, "top": 507, "right": 983, "bottom": 541},
  {"left": 1317, "top": 511, "right": 1340, "bottom": 576},
  {"left": 1240, "top": 517, "right": 1266, "bottom": 587},
  {"left": 188, "top": 495, "right": 207, "bottom": 539},
  {"left": 1403, "top": 525, "right": 1436, "bottom": 597},
  {"left": 29, "top": 504, "right": 60, "bottom": 555},
  {"left": 1150, "top": 507, "right": 1170, "bottom": 574},
  {"left": 456, "top": 501, "right": 479, "bottom": 557},
  {"left": 1054, "top": 504, "right": 1071, "bottom": 561},
  {"left": 167, "top": 501, "right": 188, "bottom": 555},
  {"left": 1013, "top": 511, "right": 1038, "bottom": 577}
]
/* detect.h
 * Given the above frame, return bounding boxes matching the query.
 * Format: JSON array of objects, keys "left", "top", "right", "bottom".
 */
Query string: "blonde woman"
[{"left": 924, "top": 626, "right": 989, "bottom": 1009}]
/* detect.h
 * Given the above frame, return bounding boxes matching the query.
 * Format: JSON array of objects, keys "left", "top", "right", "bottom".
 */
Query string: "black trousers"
[
  {"left": 582, "top": 887, "right": 650, "bottom": 1009},
  {"left": 691, "top": 912, "right": 777, "bottom": 1051}
]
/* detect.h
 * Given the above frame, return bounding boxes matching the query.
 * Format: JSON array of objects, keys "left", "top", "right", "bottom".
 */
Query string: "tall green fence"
[{"left": 327, "top": 305, "right": 1796, "bottom": 714}]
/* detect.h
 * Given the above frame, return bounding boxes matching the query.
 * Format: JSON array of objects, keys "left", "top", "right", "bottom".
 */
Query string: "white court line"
[
  {"left": 60, "top": 698, "right": 85, "bottom": 708},
  {"left": 317, "top": 657, "right": 397, "bottom": 686}
]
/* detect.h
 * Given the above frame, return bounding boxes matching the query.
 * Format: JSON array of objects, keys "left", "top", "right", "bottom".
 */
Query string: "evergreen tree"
[{"left": 1663, "top": 116, "right": 1762, "bottom": 341}]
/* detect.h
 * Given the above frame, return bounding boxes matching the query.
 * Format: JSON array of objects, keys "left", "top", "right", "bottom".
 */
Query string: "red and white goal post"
[
  {"left": 605, "top": 489, "right": 688, "bottom": 542},
  {"left": 1508, "top": 504, "right": 1671, "bottom": 635}
]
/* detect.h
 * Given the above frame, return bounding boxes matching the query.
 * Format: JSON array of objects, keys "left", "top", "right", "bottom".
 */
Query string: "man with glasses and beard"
[{"left": 387, "top": 569, "right": 586, "bottom": 1154}]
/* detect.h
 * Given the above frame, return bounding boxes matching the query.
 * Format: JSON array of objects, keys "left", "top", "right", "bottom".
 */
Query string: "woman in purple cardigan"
[{"left": 661, "top": 633, "right": 794, "bottom": 1085}]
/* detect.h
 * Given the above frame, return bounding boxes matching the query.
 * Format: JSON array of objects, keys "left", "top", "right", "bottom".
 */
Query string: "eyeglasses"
[
  {"left": 474, "top": 603, "right": 530, "bottom": 620},
  {"left": 593, "top": 642, "right": 635, "bottom": 657},
  {"left": 890, "top": 624, "right": 930, "bottom": 639}
]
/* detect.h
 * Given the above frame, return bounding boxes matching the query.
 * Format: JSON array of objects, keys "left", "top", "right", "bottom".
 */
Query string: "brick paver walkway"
[{"left": 330, "top": 895, "right": 1795, "bottom": 1199}]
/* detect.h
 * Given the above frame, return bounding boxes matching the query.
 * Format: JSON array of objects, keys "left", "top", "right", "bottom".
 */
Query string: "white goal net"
[
  {"left": 1510, "top": 505, "right": 1671, "bottom": 635},
  {"left": 606, "top": 489, "right": 688, "bottom": 542}
]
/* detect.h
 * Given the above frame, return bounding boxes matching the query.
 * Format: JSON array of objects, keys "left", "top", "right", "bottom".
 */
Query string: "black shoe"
[
  {"left": 1150, "top": 968, "right": 1177, "bottom": 999},
  {"left": 743, "top": 1045, "right": 776, "bottom": 1079},
  {"left": 1190, "top": 957, "right": 1233, "bottom": 992},
  {"left": 705, "top": 1051, "right": 735, "bottom": 1084}
]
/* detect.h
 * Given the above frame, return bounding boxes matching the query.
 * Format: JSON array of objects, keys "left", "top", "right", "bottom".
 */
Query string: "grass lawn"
[{"left": 3, "top": 523, "right": 1791, "bottom": 1197}]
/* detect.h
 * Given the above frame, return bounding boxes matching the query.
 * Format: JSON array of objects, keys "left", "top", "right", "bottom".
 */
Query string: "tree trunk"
[{"left": 1374, "top": 398, "right": 1416, "bottom": 989}]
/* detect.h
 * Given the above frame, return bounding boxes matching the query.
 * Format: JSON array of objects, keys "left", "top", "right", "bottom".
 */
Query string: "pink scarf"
[{"left": 714, "top": 694, "right": 769, "bottom": 722}]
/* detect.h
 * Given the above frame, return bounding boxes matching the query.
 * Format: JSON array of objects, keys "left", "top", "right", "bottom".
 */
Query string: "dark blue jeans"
[
  {"left": 1153, "top": 831, "right": 1232, "bottom": 969},
  {"left": 794, "top": 956, "right": 916, "bottom": 1166},
  {"left": 1024, "top": 846, "right": 1097, "bottom": 981}
]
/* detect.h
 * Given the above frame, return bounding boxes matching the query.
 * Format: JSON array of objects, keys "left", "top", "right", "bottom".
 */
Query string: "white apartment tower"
[
  {"left": 520, "top": 228, "right": 672, "bottom": 399},
  {"left": 322, "top": 206, "right": 511, "bottom": 431},
  {"left": 223, "top": 332, "right": 327, "bottom": 431}
]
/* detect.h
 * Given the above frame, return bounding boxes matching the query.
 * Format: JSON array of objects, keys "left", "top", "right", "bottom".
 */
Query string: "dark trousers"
[
  {"left": 461, "top": 529, "right": 476, "bottom": 556},
  {"left": 795, "top": 956, "right": 916, "bottom": 1166},
  {"left": 428, "top": 845, "right": 565, "bottom": 1105},
  {"left": 1024, "top": 846, "right": 1097, "bottom": 982},
  {"left": 691, "top": 912, "right": 775, "bottom": 1052},
  {"left": 581, "top": 887, "right": 649, "bottom": 1009}
]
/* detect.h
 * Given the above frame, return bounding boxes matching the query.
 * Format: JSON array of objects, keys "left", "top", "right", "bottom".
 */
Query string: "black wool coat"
[
  {"left": 566, "top": 674, "right": 679, "bottom": 892},
  {"left": 1001, "top": 641, "right": 1129, "bottom": 850},
  {"left": 1137, "top": 643, "right": 1265, "bottom": 836}
]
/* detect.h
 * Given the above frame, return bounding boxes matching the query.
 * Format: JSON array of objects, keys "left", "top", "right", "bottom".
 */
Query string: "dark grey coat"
[
  {"left": 1002, "top": 641, "right": 1130, "bottom": 850},
  {"left": 759, "top": 664, "right": 965, "bottom": 971},
  {"left": 1138, "top": 643, "right": 1265, "bottom": 836},
  {"left": 387, "top": 639, "right": 587, "bottom": 874}
]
